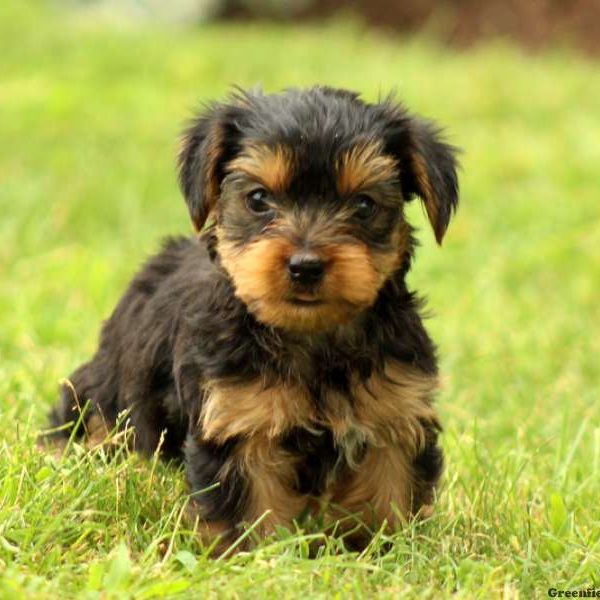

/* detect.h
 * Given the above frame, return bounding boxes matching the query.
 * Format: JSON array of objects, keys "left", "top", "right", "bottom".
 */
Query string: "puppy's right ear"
[{"left": 177, "top": 104, "right": 242, "bottom": 231}]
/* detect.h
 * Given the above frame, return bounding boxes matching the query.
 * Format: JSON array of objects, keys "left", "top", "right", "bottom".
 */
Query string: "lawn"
[{"left": 1, "top": 1, "right": 599, "bottom": 598}]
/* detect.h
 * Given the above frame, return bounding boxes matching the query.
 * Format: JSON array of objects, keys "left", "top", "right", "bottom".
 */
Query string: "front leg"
[
  {"left": 184, "top": 435, "right": 246, "bottom": 553},
  {"left": 330, "top": 421, "right": 443, "bottom": 547},
  {"left": 325, "top": 361, "right": 444, "bottom": 547},
  {"left": 185, "top": 433, "right": 307, "bottom": 553}
]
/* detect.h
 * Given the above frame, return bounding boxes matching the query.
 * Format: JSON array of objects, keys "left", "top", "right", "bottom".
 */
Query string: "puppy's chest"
[
  {"left": 199, "top": 361, "right": 439, "bottom": 457},
  {"left": 200, "top": 376, "right": 357, "bottom": 443}
]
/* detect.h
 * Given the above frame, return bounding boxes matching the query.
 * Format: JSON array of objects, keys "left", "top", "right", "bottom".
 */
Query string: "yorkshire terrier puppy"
[{"left": 47, "top": 86, "right": 459, "bottom": 550}]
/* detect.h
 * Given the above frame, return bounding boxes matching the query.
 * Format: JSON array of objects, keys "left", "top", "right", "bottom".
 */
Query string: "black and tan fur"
[{"left": 46, "top": 86, "right": 459, "bottom": 551}]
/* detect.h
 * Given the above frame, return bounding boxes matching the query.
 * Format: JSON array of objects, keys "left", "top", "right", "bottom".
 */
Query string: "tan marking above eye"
[
  {"left": 337, "top": 141, "right": 398, "bottom": 196},
  {"left": 226, "top": 143, "right": 294, "bottom": 194}
]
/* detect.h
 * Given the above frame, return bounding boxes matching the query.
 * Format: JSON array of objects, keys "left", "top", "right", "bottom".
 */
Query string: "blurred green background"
[{"left": 1, "top": 1, "right": 599, "bottom": 597}]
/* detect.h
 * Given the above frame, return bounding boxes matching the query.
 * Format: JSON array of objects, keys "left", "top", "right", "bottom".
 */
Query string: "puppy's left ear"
[
  {"left": 177, "top": 103, "right": 242, "bottom": 231},
  {"left": 385, "top": 111, "right": 460, "bottom": 244}
]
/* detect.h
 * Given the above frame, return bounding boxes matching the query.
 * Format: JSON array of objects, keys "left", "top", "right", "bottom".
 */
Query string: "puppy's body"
[{"left": 48, "top": 86, "right": 458, "bottom": 549}]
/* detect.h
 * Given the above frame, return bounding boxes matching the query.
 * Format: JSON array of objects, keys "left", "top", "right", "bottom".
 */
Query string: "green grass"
[{"left": 1, "top": 1, "right": 600, "bottom": 597}]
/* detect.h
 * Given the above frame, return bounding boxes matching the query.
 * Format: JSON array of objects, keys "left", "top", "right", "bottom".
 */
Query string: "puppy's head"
[{"left": 178, "top": 87, "right": 459, "bottom": 332}]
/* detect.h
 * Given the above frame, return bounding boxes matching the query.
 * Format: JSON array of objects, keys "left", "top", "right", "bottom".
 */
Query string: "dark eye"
[
  {"left": 246, "top": 188, "right": 273, "bottom": 215},
  {"left": 352, "top": 194, "right": 377, "bottom": 220}
]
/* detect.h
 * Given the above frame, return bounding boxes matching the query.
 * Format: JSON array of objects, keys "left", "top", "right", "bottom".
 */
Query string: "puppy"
[{"left": 47, "top": 86, "right": 459, "bottom": 550}]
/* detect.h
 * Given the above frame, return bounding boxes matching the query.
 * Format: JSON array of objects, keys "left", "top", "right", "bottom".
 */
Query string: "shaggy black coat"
[{"left": 48, "top": 86, "right": 458, "bottom": 547}]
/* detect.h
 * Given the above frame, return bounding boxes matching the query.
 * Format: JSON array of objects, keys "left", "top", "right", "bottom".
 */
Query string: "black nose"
[{"left": 287, "top": 252, "right": 325, "bottom": 285}]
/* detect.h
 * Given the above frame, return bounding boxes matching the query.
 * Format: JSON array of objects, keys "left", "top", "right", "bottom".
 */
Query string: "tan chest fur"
[{"left": 200, "top": 361, "right": 440, "bottom": 461}]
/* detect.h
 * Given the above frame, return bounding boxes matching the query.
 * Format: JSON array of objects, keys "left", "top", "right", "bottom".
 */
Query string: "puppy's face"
[
  {"left": 178, "top": 88, "right": 459, "bottom": 332},
  {"left": 215, "top": 141, "right": 408, "bottom": 331}
]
